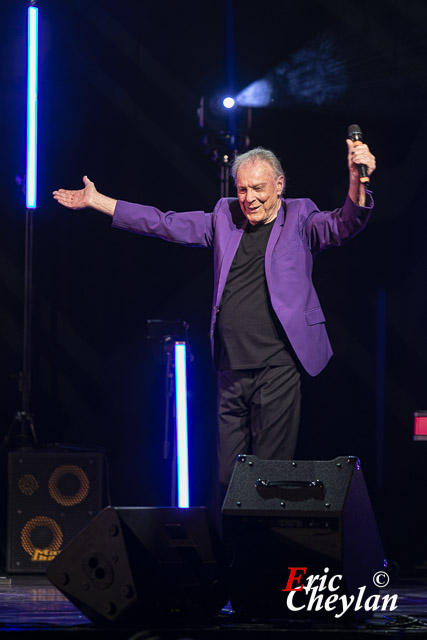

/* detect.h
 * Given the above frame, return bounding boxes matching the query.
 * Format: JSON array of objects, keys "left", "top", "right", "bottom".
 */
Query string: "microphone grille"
[{"left": 348, "top": 123, "right": 363, "bottom": 140}]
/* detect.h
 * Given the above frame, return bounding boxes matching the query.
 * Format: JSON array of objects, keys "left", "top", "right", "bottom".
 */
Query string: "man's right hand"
[
  {"left": 53, "top": 176, "right": 117, "bottom": 216},
  {"left": 53, "top": 175, "right": 96, "bottom": 210}
]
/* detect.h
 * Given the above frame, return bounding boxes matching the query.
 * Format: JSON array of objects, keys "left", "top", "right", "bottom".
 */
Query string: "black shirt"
[{"left": 217, "top": 217, "right": 295, "bottom": 370}]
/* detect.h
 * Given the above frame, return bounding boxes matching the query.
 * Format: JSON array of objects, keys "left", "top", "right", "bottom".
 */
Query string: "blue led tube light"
[
  {"left": 26, "top": 6, "right": 38, "bottom": 209},
  {"left": 174, "top": 342, "right": 190, "bottom": 508}
]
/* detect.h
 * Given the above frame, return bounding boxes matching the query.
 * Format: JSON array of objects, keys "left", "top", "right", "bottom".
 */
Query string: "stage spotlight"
[
  {"left": 223, "top": 97, "right": 235, "bottom": 109},
  {"left": 198, "top": 96, "right": 251, "bottom": 162}
]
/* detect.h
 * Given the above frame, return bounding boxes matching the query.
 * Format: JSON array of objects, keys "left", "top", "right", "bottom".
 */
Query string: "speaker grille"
[{"left": 7, "top": 450, "right": 107, "bottom": 573}]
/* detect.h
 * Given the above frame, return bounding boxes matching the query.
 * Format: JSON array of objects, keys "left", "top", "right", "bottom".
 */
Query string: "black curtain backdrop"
[{"left": 1, "top": 0, "right": 427, "bottom": 570}]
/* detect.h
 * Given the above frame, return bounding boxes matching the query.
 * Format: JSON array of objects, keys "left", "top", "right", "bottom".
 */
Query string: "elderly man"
[{"left": 53, "top": 139, "right": 375, "bottom": 493}]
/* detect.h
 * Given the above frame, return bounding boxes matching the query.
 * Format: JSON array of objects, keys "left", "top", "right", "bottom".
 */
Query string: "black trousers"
[{"left": 217, "top": 364, "right": 301, "bottom": 491}]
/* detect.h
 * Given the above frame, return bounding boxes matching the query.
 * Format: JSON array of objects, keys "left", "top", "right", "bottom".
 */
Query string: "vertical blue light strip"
[
  {"left": 174, "top": 342, "right": 190, "bottom": 508},
  {"left": 26, "top": 6, "right": 38, "bottom": 209}
]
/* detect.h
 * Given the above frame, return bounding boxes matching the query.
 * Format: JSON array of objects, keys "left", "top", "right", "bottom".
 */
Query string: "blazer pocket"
[{"left": 305, "top": 307, "right": 326, "bottom": 326}]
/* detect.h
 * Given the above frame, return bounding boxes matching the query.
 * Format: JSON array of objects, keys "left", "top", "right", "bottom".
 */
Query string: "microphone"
[{"left": 347, "top": 124, "right": 369, "bottom": 186}]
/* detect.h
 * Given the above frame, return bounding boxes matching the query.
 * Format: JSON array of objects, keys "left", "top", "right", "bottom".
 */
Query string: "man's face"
[{"left": 236, "top": 160, "right": 284, "bottom": 225}]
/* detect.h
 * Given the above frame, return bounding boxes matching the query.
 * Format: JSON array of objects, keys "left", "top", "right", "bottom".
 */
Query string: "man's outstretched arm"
[
  {"left": 53, "top": 175, "right": 215, "bottom": 247},
  {"left": 53, "top": 176, "right": 117, "bottom": 216}
]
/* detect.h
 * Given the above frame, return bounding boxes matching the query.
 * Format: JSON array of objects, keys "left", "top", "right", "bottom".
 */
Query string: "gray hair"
[{"left": 231, "top": 147, "right": 286, "bottom": 194}]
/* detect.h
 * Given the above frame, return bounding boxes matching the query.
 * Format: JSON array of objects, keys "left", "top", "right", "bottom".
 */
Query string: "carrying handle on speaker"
[{"left": 255, "top": 479, "right": 323, "bottom": 489}]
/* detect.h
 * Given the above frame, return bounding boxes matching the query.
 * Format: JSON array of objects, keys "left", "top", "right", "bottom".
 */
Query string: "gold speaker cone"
[
  {"left": 21, "top": 516, "right": 63, "bottom": 557},
  {"left": 18, "top": 474, "right": 39, "bottom": 496},
  {"left": 48, "top": 465, "right": 90, "bottom": 506}
]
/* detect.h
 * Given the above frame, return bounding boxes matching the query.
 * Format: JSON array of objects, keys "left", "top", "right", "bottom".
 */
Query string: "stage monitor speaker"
[
  {"left": 7, "top": 449, "right": 107, "bottom": 573},
  {"left": 222, "top": 455, "right": 386, "bottom": 621},
  {"left": 46, "top": 506, "right": 228, "bottom": 624}
]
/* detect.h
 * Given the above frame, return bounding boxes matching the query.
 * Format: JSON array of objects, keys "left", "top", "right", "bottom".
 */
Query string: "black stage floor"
[{"left": 1, "top": 573, "right": 427, "bottom": 639}]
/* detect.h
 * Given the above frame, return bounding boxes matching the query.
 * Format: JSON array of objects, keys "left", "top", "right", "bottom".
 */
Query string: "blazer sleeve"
[
  {"left": 112, "top": 200, "right": 215, "bottom": 248},
  {"left": 301, "top": 190, "right": 374, "bottom": 254}
]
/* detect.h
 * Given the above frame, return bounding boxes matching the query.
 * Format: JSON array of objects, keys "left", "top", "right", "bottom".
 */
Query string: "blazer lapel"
[
  {"left": 265, "top": 201, "right": 285, "bottom": 289},
  {"left": 215, "top": 223, "right": 246, "bottom": 306}
]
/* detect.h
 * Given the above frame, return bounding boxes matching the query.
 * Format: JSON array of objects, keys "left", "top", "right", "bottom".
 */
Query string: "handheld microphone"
[{"left": 348, "top": 124, "right": 369, "bottom": 186}]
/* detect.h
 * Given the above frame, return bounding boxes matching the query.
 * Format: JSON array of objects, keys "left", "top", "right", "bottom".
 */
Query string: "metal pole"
[{"left": 22, "top": 208, "right": 33, "bottom": 414}]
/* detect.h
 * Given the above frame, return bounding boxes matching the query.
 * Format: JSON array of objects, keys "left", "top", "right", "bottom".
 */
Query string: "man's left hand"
[{"left": 346, "top": 139, "right": 376, "bottom": 178}]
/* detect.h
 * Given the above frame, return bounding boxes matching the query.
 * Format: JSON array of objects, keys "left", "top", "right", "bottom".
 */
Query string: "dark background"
[{"left": 1, "top": 0, "right": 426, "bottom": 572}]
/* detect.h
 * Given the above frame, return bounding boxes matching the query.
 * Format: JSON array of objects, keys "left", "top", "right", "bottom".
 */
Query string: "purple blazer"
[{"left": 112, "top": 193, "right": 373, "bottom": 376}]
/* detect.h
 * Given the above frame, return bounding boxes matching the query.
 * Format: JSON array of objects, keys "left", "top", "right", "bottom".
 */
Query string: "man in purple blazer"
[{"left": 53, "top": 140, "right": 376, "bottom": 492}]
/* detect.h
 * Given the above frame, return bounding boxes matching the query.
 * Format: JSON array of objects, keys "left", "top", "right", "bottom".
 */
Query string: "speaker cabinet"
[
  {"left": 47, "top": 506, "right": 228, "bottom": 624},
  {"left": 222, "top": 455, "right": 386, "bottom": 620},
  {"left": 7, "top": 449, "right": 107, "bottom": 573}
]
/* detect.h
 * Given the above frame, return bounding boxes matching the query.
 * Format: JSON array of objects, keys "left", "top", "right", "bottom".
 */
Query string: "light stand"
[
  {"left": 15, "top": 204, "right": 38, "bottom": 448},
  {"left": 198, "top": 96, "right": 251, "bottom": 197},
  {"left": 19, "top": 2, "right": 38, "bottom": 447},
  {"left": 219, "top": 155, "right": 233, "bottom": 199},
  {"left": 5, "top": 2, "right": 39, "bottom": 450},
  {"left": 0, "top": 1, "right": 38, "bottom": 578},
  {"left": 146, "top": 320, "right": 191, "bottom": 508}
]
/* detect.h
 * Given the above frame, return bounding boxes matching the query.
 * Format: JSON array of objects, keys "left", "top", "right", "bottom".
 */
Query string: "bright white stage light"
[
  {"left": 174, "top": 342, "right": 190, "bottom": 508},
  {"left": 223, "top": 96, "right": 235, "bottom": 109},
  {"left": 26, "top": 5, "right": 38, "bottom": 209}
]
